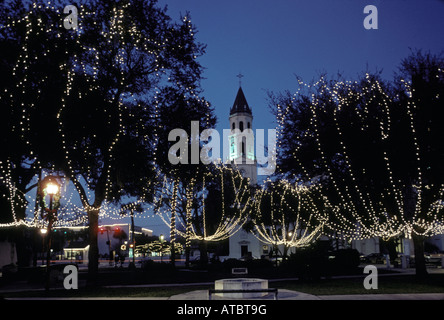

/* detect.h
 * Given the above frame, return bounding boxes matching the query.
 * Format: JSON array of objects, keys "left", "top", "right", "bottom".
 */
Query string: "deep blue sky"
[
  {"left": 16, "top": 1, "right": 444, "bottom": 238},
  {"left": 158, "top": 0, "right": 444, "bottom": 135},
  {"left": 42, "top": 0, "right": 440, "bottom": 236},
  {"left": 135, "top": 0, "right": 444, "bottom": 235}
]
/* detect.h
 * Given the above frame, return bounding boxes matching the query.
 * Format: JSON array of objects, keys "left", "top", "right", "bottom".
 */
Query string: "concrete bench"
[
  {"left": 231, "top": 267, "right": 248, "bottom": 275},
  {"left": 208, "top": 288, "right": 278, "bottom": 300}
]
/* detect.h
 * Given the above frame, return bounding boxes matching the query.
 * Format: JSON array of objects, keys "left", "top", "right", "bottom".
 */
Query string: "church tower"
[
  {"left": 226, "top": 78, "right": 263, "bottom": 259},
  {"left": 228, "top": 84, "right": 257, "bottom": 185}
]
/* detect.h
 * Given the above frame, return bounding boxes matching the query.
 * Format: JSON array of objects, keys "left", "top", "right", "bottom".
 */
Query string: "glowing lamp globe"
[
  {"left": 40, "top": 175, "right": 61, "bottom": 197},
  {"left": 45, "top": 182, "right": 59, "bottom": 196}
]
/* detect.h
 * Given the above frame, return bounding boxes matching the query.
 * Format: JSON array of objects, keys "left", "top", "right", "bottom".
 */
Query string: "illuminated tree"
[
  {"left": 0, "top": 0, "right": 210, "bottom": 277},
  {"left": 244, "top": 179, "right": 327, "bottom": 259},
  {"left": 147, "top": 240, "right": 183, "bottom": 257},
  {"left": 155, "top": 164, "right": 253, "bottom": 265},
  {"left": 149, "top": 85, "right": 216, "bottom": 266},
  {"left": 271, "top": 51, "right": 444, "bottom": 276},
  {"left": 0, "top": 1, "right": 70, "bottom": 228}
]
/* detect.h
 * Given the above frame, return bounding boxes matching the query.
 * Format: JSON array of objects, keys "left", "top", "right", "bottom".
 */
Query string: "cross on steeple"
[{"left": 236, "top": 73, "right": 244, "bottom": 87}]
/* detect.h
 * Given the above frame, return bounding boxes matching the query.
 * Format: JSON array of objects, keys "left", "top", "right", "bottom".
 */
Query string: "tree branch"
[{"left": 71, "top": 176, "right": 91, "bottom": 208}]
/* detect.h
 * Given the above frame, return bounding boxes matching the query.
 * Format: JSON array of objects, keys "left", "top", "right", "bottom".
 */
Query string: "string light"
[
  {"left": 249, "top": 179, "right": 326, "bottom": 251},
  {"left": 155, "top": 164, "right": 252, "bottom": 243},
  {"left": 0, "top": 1, "right": 206, "bottom": 232},
  {"left": 274, "top": 71, "right": 444, "bottom": 241},
  {"left": 4, "top": 3, "right": 442, "bottom": 249}
]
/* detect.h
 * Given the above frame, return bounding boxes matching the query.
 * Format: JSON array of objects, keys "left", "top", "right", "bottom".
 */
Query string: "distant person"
[{"left": 120, "top": 255, "right": 125, "bottom": 267}]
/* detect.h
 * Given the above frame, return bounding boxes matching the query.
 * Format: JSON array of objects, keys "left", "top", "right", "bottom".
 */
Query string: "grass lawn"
[
  {"left": 1, "top": 285, "right": 212, "bottom": 298},
  {"left": 273, "top": 274, "right": 444, "bottom": 295},
  {"left": 2, "top": 274, "right": 444, "bottom": 298}
]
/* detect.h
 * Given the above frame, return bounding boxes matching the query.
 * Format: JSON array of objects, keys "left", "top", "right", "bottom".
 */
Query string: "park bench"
[
  {"left": 231, "top": 267, "right": 248, "bottom": 275},
  {"left": 208, "top": 288, "right": 278, "bottom": 300}
]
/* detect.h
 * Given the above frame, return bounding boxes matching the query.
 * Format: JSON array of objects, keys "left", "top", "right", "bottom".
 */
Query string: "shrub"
[
  {"left": 246, "top": 258, "right": 274, "bottom": 270},
  {"left": 220, "top": 258, "right": 274, "bottom": 274},
  {"left": 141, "top": 260, "right": 175, "bottom": 274},
  {"left": 221, "top": 258, "right": 246, "bottom": 273},
  {"left": 330, "top": 248, "right": 361, "bottom": 274},
  {"left": 279, "top": 242, "right": 361, "bottom": 278},
  {"left": 281, "top": 244, "right": 331, "bottom": 280}
]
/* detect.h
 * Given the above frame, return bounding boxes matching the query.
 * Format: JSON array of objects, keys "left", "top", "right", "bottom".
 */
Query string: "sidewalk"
[
  {"left": 1, "top": 266, "right": 443, "bottom": 300},
  {"left": 5, "top": 290, "right": 443, "bottom": 300},
  {"left": 317, "top": 293, "right": 444, "bottom": 300}
]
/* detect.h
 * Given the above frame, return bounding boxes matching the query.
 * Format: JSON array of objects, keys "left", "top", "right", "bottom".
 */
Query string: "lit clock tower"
[
  {"left": 227, "top": 76, "right": 263, "bottom": 259},
  {"left": 228, "top": 81, "right": 257, "bottom": 185}
]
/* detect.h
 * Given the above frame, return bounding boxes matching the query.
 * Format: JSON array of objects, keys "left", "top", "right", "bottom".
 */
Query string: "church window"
[
  {"left": 239, "top": 121, "right": 244, "bottom": 132},
  {"left": 232, "top": 122, "right": 235, "bottom": 130},
  {"left": 230, "top": 136, "right": 235, "bottom": 156}
]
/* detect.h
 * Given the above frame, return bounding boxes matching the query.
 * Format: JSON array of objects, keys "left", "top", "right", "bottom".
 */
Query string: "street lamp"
[
  {"left": 45, "top": 182, "right": 59, "bottom": 197},
  {"left": 38, "top": 175, "right": 61, "bottom": 290},
  {"left": 39, "top": 175, "right": 61, "bottom": 216}
]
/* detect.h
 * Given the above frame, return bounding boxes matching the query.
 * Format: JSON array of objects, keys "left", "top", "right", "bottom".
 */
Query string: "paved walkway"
[
  {"left": 317, "top": 293, "right": 444, "bottom": 300},
  {"left": 168, "top": 290, "right": 444, "bottom": 300},
  {"left": 5, "top": 290, "right": 443, "bottom": 300},
  {"left": 169, "top": 289, "right": 321, "bottom": 300},
  {"left": 2, "top": 267, "right": 444, "bottom": 300}
]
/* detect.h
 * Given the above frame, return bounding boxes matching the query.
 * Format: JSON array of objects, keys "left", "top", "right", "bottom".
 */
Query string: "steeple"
[
  {"left": 228, "top": 79, "right": 257, "bottom": 184},
  {"left": 230, "top": 86, "right": 252, "bottom": 116}
]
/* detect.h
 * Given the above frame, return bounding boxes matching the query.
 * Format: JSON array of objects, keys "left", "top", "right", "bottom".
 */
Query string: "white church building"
[{"left": 224, "top": 85, "right": 274, "bottom": 259}]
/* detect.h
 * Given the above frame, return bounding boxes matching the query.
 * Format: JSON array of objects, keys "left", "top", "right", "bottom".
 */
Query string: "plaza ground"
[{"left": 1, "top": 262, "right": 444, "bottom": 300}]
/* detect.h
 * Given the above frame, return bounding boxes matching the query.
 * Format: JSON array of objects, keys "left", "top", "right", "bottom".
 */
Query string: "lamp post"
[
  {"left": 39, "top": 175, "right": 61, "bottom": 291},
  {"left": 159, "top": 234, "right": 164, "bottom": 262},
  {"left": 40, "top": 228, "right": 47, "bottom": 266},
  {"left": 130, "top": 210, "right": 136, "bottom": 269}
]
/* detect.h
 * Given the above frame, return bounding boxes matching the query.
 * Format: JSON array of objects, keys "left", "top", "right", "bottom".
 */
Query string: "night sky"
[
  {"left": 137, "top": 0, "right": 444, "bottom": 235},
  {"left": 158, "top": 0, "right": 444, "bottom": 134},
  {"left": 17, "top": 0, "right": 443, "bottom": 236}
]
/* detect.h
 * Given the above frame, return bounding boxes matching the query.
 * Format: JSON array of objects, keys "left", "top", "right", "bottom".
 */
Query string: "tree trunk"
[
  {"left": 185, "top": 246, "right": 190, "bottom": 268},
  {"left": 70, "top": 176, "right": 99, "bottom": 280},
  {"left": 170, "top": 241, "right": 176, "bottom": 267},
  {"left": 403, "top": 182, "right": 428, "bottom": 277},
  {"left": 45, "top": 218, "right": 54, "bottom": 291},
  {"left": 412, "top": 233, "right": 428, "bottom": 278},
  {"left": 87, "top": 208, "right": 100, "bottom": 283},
  {"left": 199, "top": 240, "right": 208, "bottom": 266},
  {"left": 170, "top": 177, "right": 179, "bottom": 268},
  {"left": 170, "top": 209, "right": 176, "bottom": 267}
]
